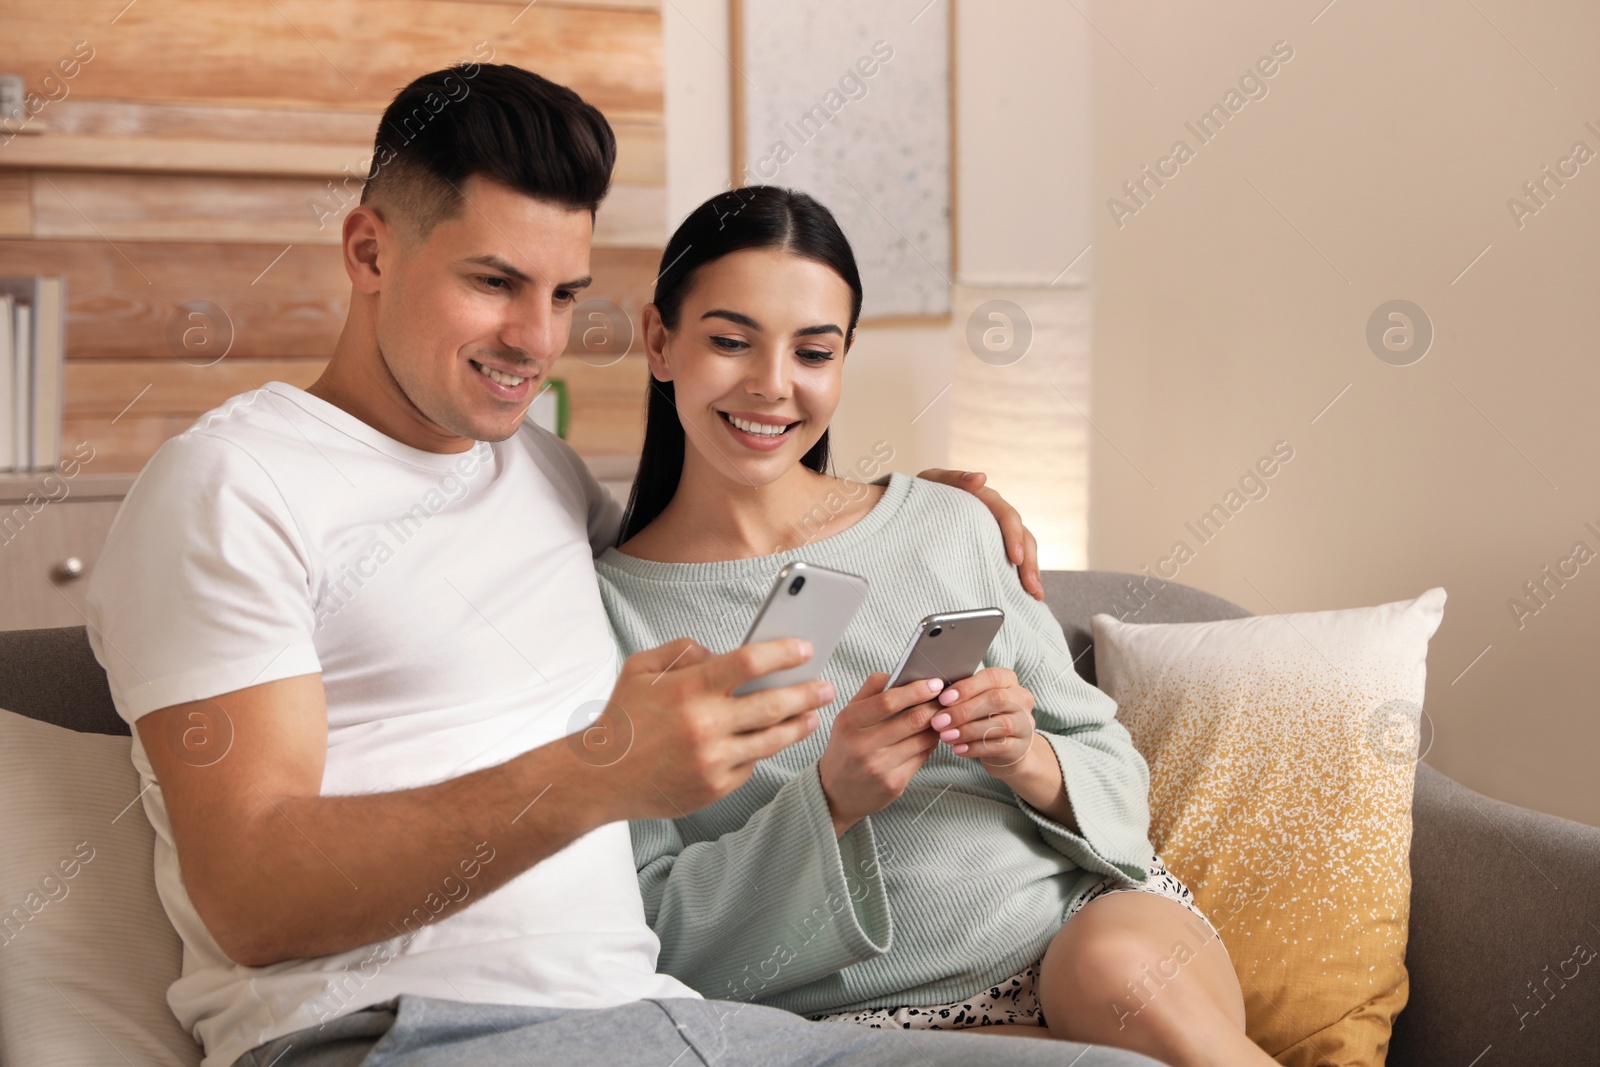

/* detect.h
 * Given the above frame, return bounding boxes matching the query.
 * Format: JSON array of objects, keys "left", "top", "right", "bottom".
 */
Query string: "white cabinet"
[{"left": 0, "top": 474, "right": 133, "bottom": 631}]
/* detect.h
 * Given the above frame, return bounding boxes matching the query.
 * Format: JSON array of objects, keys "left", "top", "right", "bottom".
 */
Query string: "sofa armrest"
[{"left": 1389, "top": 763, "right": 1600, "bottom": 1067}]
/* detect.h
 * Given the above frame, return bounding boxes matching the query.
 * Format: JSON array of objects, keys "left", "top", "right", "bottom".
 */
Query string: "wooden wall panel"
[
  {"left": 592, "top": 183, "right": 667, "bottom": 248},
  {"left": 62, "top": 354, "right": 650, "bottom": 472},
  {"left": 32, "top": 171, "right": 339, "bottom": 244},
  {"left": 450, "top": 0, "right": 661, "bottom": 9},
  {"left": 28, "top": 172, "right": 663, "bottom": 248},
  {"left": 64, "top": 358, "right": 328, "bottom": 418},
  {"left": 7, "top": 100, "right": 665, "bottom": 185},
  {"left": 1, "top": 239, "right": 353, "bottom": 359},
  {"left": 0, "top": 241, "right": 661, "bottom": 360},
  {"left": 7, "top": 136, "right": 387, "bottom": 182},
  {"left": 59, "top": 413, "right": 203, "bottom": 472},
  {"left": 0, "top": 173, "right": 29, "bottom": 236},
  {"left": 612, "top": 121, "right": 668, "bottom": 187},
  {"left": 7, "top": 2, "right": 662, "bottom": 116},
  {"left": 1, "top": 0, "right": 663, "bottom": 471},
  {"left": 42, "top": 100, "right": 383, "bottom": 144},
  {"left": 550, "top": 353, "right": 650, "bottom": 457}
]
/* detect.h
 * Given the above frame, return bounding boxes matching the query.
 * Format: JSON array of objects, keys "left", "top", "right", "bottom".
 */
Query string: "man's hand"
[
  {"left": 915, "top": 469, "right": 1043, "bottom": 600},
  {"left": 597, "top": 637, "right": 833, "bottom": 820},
  {"left": 134, "top": 636, "right": 833, "bottom": 969},
  {"left": 817, "top": 672, "right": 946, "bottom": 836}
]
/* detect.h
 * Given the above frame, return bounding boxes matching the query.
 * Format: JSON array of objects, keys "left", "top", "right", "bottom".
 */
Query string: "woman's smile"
[{"left": 717, "top": 409, "right": 803, "bottom": 451}]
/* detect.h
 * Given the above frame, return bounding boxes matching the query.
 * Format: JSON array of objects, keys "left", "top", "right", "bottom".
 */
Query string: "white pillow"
[{"left": 0, "top": 708, "right": 202, "bottom": 1067}]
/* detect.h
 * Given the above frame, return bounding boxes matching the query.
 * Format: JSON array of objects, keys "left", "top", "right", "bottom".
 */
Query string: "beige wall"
[
  {"left": 662, "top": 0, "right": 1599, "bottom": 823},
  {"left": 1090, "top": 1, "right": 1600, "bottom": 825},
  {"left": 662, "top": 1, "right": 1100, "bottom": 493},
  {"left": 946, "top": 2, "right": 1096, "bottom": 568},
  {"left": 662, "top": 0, "right": 731, "bottom": 228},
  {"left": 663, "top": 0, "right": 958, "bottom": 477}
]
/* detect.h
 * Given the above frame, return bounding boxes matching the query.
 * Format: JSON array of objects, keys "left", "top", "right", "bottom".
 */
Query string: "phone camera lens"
[
  {"left": 928, "top": 626, "right": 942, "bottom": 637},
  {"left": 788, "top": 576, "right": 806, "bottom": 595}
]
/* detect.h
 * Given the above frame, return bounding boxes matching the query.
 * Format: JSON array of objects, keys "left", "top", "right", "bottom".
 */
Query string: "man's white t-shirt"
[{"left": 84, "top": 382, "right": 696, "bottom": 1067}]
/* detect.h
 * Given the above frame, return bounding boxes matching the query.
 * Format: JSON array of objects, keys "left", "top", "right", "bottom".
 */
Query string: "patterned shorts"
[{"left": 812, "top": 855, "right": 1215, "bottom": 1031}]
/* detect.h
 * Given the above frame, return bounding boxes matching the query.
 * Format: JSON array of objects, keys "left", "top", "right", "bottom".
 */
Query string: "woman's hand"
[
  {"left": 930, "top": 667, "right": 1078, "bottom": 829},
  {"left": 914, "top": 469, "right": 1043, "bottom": 600},
  {"left": 817, "top": 673, "right": 947, "bottom": 837},
  {"left": 927, "top": 666, "right": 1037, "bottom": 772}
]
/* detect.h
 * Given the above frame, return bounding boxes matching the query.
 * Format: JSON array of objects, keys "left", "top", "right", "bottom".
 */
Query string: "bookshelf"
[{"left": 0, "top": 275, "right": 66, "bottom": 474}]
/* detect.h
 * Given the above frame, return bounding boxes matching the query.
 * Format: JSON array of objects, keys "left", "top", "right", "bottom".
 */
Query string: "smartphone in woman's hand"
[{"left": 886, "top": 608, "right": 1005, "bottom": 689}]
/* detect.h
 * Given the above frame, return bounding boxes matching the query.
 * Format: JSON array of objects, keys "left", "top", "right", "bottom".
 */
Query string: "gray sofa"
[{"left": 2, "top": 570, "right": 1596, "bottom": 1066}]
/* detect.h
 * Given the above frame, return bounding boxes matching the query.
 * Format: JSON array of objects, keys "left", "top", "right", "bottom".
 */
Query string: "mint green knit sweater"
[{"left": 595, "top": 472, "right": 1154, "bottom": 1016}]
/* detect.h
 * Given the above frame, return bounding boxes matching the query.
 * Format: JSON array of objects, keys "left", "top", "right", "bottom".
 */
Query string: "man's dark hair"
[{"left": 361, "top": 62, "right": 617, "bottom": 241}]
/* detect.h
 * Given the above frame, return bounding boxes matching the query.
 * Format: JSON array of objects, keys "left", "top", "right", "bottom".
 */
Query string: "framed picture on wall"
[{"left": 730, "top": 0, "right": 954, "bottom": 322}]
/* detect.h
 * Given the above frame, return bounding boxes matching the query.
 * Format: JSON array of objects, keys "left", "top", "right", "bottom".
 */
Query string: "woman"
[{"left": 595, "top": 186, "right": 1271, "bottom": 1067}]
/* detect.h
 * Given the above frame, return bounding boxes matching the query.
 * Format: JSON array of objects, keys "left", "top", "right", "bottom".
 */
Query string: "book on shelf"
[
  {"left": 0, "top": 275, "right": 66, "bottom": 474},
  {"left": 0, "top": 292, "right": 12, "bottom": 472}
]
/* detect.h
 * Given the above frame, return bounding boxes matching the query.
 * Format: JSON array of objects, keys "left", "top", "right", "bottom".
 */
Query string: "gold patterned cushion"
[{"left": 1092, "top": 588, "right": 1446, "bottom": 1066}]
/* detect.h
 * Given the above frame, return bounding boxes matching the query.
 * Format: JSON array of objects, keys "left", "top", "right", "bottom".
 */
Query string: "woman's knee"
[
  {"left": 1039, "top": 916, "right": 1165, "bottom": 1037},
  {"left": 1045, "top": 915, "right": 1154, "bottom": 996},
  {"left": 1040, "top": 894, "right": 1243, "bottom": 1034}
]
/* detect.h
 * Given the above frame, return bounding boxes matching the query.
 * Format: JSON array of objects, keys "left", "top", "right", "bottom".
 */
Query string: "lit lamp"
[{"left": 948, "top": 282, "right": 1091, "bottom": 570}]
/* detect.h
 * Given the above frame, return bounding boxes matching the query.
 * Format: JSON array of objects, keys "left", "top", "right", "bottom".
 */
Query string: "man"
[{"left": 85, "top": 63, "right": 1158, "bottom": 1067}]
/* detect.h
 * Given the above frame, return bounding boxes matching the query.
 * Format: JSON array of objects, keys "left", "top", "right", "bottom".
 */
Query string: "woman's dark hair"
[
  {"left": 617, "top": 186, "right": 865, "bottom": 544},
  {"left": 361, "top": 62, "right": 616, "bottom": 239}
]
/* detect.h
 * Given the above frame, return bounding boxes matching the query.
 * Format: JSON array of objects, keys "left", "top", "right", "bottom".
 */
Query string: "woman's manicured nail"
[
  {"left": 939, "top": 729, "right": 961, "bottom": 742},
  {"left": 939, "top": 689, "right": 958, "bottom": 705},
  {"left": 953, "top": 743, "right": 969, "bottom": 754},
  {"left": 930, "top": 713, "right": 952, "bottom": 730},
  {"left": 926, "top": 678, "right": 943, "bottom": 692}
]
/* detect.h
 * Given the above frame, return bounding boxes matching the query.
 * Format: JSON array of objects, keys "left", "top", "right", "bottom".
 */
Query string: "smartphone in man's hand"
[{"left": 732, "top": 562, "right": 869, "bottom": 696}]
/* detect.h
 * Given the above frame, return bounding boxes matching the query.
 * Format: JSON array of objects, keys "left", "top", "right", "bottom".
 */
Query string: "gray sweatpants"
[{"left": 232, "top": 994, "right": 1167, "bottom": 1066}]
